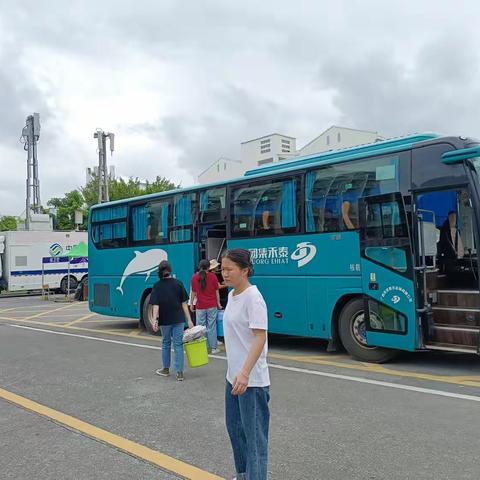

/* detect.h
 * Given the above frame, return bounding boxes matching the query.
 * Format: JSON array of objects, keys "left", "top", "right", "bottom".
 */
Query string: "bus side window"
[
  {"left": 199, "top": 188, "right": 226, "bottom": 223},
  {"left": 306, "top": 155, "right": 400, "bottom": 234},
  {"left": 131, "top": 201, "right": 170, "bottom": 245},
  {"left": 231, "top": 179, "right": 299, "bottom": 238},
  {"left": 170, "top": 193, "right": 194, "bottom": 243},
  {"left": 91, "top": 206, "right": 128, "bottom": 249}
]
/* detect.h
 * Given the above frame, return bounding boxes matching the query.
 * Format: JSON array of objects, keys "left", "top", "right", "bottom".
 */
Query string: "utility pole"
[
  {"left": 22, "top": 113, "right": 41, "bottom": 231},
  {"left": 93, "top": 129, "right": 115, "bottom": 203}
]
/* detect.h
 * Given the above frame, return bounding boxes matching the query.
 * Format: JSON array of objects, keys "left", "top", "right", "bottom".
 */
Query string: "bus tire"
[
  {"left": 338, "top": 298, "right": 397, "bottom": 363},
  {"left": 141, "top": 292, "right": 158, "bottom": 335},
  {"left": 60, "top": 275, "right": 78, "bottom": 295}
]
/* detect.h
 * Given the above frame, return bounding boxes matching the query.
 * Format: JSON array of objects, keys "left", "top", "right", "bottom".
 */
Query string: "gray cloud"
[
  {"left": 124, "top": 85, "right": 291, "bottom": 177},
  {"left": 317, "top": 32, "right": 480, "bottom": 138},
  {"left": 2, "top": 1, "right": 480, "bottom": 215}
]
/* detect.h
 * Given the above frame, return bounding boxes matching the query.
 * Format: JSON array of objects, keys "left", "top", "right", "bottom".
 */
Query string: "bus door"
[
  {"left": 414, "top": 187, "right": 480, "bottom": 351},
  {"left": 358, "top": 192, "right": 417, "bottom": 351},
  {"left": 197, "top": 187, "right": 228, "bottom": 262}
]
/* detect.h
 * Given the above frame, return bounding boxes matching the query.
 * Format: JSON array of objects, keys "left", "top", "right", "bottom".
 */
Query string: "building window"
[
  {"left": 337, "top": 132, "right": 341, "bottom": 142},
  {"left": 260, "top": 139, "right": 271, "bottom": 154},
  {"left": 282, "top": 148, "right": 290, "bottom": 153},
  {"left": 217, "top": 164, "right": 220, "bottom": 172},
  {"left": 281, "top": 139, "right": 290, "bottom": 145},
  {"left": 258, "top": 158, "right": 274, "bottom": 166},
  {"left": 326, "top": 135, "right": 330, "bottom": 146}
]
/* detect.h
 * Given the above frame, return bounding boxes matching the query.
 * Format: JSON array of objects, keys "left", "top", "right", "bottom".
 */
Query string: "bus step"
[
  {"left": 424, "top": 342, "right": 478, "bottom": 354},
  {"left": 435, "top": 290, "right": 480, "bottom": 309},
  {"left": 430, "top": 324, "right": 479, "bottom": 348},
  {"left": 430, "top": 306, "right": 480, "bottom": 327}
]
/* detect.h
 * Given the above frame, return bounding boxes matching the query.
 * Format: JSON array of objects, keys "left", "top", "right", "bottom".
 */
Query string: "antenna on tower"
[
  {"left": 22, "top": 113, "right": 41, "bottom": 231},
  {"left": 93, "top": 129, "right": 115, "bottom": 203}
]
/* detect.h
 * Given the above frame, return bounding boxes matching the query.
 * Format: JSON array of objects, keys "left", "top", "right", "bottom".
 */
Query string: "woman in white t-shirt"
[{"left": 221, "top": 249, "right": 270, "bottom": 480}]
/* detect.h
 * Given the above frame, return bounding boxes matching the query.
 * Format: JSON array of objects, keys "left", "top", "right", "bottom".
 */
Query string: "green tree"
[
  {"left": 0, "top": 216, "right": 17, "bottom": 231},
  {"left": 47, "top": 190, "right": 87, "bottom": 231},
  {"left": 144, "top": 176, "right": 178, "bottom": 195},
  {"left": 46, "top": 174, "right": 178, "bottom": 231},
  {"left": 81, "top": 173, "right": 178, "bottom": 209}
]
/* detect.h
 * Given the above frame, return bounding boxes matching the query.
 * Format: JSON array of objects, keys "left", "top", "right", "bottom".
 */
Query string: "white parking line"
[{"left": 8, "top": 323, "right": 480, "bottom": 404}]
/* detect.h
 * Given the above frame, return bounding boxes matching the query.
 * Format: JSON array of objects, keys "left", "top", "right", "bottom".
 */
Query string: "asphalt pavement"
[{"left": 1, "top": 297, "right": 480, "bottom": 479}]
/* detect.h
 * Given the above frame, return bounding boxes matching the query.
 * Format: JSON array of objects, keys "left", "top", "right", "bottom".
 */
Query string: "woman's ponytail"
[{"left": 198, "top": 259, "right": 210, "bottom": 290}]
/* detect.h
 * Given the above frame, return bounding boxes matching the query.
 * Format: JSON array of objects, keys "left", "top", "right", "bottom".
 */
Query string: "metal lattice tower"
[
  {"left": 93, "top": 129, "right": 115, "bottom": 203},
  {"left": 22, "top": 113, "right": 41, "bottom": 230}
]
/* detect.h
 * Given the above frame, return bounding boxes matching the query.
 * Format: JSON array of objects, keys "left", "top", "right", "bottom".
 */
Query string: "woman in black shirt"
[{"left": 150, "top": 260, "right": 193, "bottom": 381}]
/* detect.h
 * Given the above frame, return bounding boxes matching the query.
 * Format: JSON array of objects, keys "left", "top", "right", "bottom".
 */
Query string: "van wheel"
[
  {"left": 60, "top": 276, "right": 78, "bottom": 294},
  {"left": 141, "top": 292, "right": 158, "bottom": 335},
  {"left": 338, "top": 298, "right": 397, "bottom": 363}
]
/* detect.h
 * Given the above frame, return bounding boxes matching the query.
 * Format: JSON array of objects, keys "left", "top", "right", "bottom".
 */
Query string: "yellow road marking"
[
  {"left": 0, "top": 387, "right": 223, "bottom": 480},
  {"left": 0, "top": 307, "right": 18, "bottom": 314},
  {"left": 6, "top": 313, "right": 84, "bottom": 319},
  {"left": 267, "top": 352, "right": 480, "bottom": 388},
  {"left": 2, "top": 316, "right": 480, "bottom": 388},
  {"left": 63, "top": 313, "right": 97, "bottom": 327},
  {"left": 100, "top": 329, "right": 145, "bottom": 336},
  {"left": 1, "top": 304, "right": 55, "bottom": 310},
  {"left": 23, "top": 303, "right": 76, "bottom": 321},
  {"left": 72, "top": 318, "right": 127, "bottom": 324},
  {"left": 128, "top": 329, "right": 143, "bottom": 337}
]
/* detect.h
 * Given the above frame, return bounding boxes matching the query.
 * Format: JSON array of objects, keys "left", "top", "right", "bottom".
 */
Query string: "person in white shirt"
[{"left": 221, "top": 249, "right": 270, "bottom": 480}]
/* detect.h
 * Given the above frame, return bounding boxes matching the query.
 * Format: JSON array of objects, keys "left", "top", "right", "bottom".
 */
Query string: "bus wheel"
[
  {"left": 60, "top": 276, "right": 78, "bottom": 295},
  {"left": 141, "top": 292, "right": 158, "bottom": 335},
  {"left": 338, "top": 298, "right": 397, "bottom": 363}
]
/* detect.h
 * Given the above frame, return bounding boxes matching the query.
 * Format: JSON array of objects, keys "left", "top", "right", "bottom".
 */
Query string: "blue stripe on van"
[{"left": 11, "top": 268, "right": 89, "bottom": 277}]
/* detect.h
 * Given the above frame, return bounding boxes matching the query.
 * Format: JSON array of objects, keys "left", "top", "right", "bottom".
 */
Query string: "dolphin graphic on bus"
[{"left": 116, "top": 249, "right": 168, "bottom": 295}]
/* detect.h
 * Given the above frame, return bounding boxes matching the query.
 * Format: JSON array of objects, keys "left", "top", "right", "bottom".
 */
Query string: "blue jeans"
[
  {"left": 160, "top": 323, "right": 184, "bottom": 373},
  {"left": 196, "top": 307, "right": 218, "bottom": 351},
  {"left": 225, "top": 381, "right": 270, "bottom": 480}
]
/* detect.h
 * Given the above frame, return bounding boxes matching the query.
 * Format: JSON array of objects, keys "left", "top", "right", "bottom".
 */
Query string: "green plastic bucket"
[{"left": 184, "top": 337, "right": 209, "bottom": 368}]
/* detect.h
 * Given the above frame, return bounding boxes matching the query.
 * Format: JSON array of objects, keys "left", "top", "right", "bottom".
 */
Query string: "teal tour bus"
[{"left": 88, "top": 133, "right": 480, "bottom": 362}]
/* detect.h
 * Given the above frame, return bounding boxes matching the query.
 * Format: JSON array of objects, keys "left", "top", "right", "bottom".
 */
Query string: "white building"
[
  {"left": 297, "top": 126, "right": 383, "bottom": 157},
  {"left": 240, "top": 133, "right": 297, "bottom": 169},
  {"left": 196, "top": 126, "right": 383, "bottom": 184},
  {"left": 197, "top": 157, "right": 243, "bottom": 185},
  {"left": 197, "top": 134, "right": 295, "bottom": 184}
]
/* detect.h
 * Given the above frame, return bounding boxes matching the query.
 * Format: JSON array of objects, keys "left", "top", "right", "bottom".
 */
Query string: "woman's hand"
[
  {"left": 217, "top": 303, "right": 222, "bottom": 310},
  {"left": 231, "top": 371, "right": 249, "bottom": 395},
  {"left": 188, "top": 320, "right": 194, "bottom": 329},
  {"left": 189, "top": 305, "right": 195, "bottom": 313},
  {"left": 152, "top": 321, "right": 159, "bottom": 333}
]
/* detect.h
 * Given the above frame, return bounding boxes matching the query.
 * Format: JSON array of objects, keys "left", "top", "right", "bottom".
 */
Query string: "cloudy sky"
[{"left": 1, "top": 1, "right": 480, "bottom": 215}]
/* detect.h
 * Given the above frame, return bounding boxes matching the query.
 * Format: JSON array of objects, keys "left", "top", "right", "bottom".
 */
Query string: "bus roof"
[
  {"left": 244, "top": 132, "right": 439, "bottom": 176},
  {"left": 91, "top": 132, "right": 441, "bottom": 210}
]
